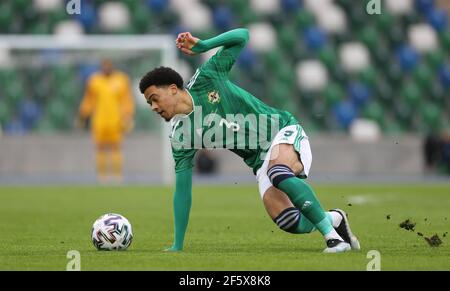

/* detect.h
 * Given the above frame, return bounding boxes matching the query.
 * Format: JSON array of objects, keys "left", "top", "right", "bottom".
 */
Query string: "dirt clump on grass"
[
  {"left": 399, "top": 219, "right": 416, "bottom": 231},
  {"left": 424, "top": 234, "right": 442, "bottom": 247}
]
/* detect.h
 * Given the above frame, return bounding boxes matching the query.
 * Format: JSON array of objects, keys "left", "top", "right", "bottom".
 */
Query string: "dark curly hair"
[{"left": 139, "top": 66, "right": 184, "bottom": 94}]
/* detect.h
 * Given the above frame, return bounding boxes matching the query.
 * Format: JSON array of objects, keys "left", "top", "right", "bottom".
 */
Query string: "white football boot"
[
  {"left": 330, "top": 209, "right": 361, "bottom": 251},
  {"left": 323, "top": 239, "right": 351, "bottom": 253}
]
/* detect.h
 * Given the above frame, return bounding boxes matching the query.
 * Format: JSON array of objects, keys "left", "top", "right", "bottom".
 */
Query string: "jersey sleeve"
[
  {"left": 192, "top": 28, "right": 249, "bottom": 78},
  {"left": 170, "top": 167, "right": 193, "bottom": 250},
  {"left": 171, "top": 146, "right": 197, "bottom": 173}
]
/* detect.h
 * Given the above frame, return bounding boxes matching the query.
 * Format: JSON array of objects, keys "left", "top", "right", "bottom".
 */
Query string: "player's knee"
[
  {"left": 273, "top": 207, "right": 300, "bottom": 233},
  {"left": 267, "top": 164, "right": 295, "bottom": 188}
]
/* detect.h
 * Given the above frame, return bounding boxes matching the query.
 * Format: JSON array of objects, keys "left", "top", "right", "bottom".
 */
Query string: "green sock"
[
  {"left": 294, "top": 212, "right": 333, "bottom": 234},
  {"left": 277, "top": 177, "right": 333, "bottom": 236}
]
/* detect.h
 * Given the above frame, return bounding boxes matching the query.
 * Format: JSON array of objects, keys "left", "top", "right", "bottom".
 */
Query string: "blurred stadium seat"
[{"left": 0, "top": 0, "right": 448, "bottom": 135}]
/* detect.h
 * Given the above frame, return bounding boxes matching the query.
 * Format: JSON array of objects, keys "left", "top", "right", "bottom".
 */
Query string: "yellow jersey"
[{"left": 80, "top": 71, "right": 134, "bottom": 134}]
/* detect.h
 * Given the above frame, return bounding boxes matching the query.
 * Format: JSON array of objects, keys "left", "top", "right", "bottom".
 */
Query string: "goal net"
[{"left": 0, "top": 35, "right": 177, "bottom": 183}]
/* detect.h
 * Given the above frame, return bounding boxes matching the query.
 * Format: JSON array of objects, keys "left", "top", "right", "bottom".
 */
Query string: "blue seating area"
[{"left": 0, "top": 0, "right": 449, "bottom": 135}]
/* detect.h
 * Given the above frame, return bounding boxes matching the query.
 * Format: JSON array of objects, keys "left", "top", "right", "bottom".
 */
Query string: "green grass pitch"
[{"left": 1, "top": 184, "right": 449, "bottom": 270}]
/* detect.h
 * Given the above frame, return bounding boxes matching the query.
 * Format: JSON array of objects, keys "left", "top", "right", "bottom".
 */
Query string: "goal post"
[{"left": 0, "top": 35, "right": 177, "bottom": 184}]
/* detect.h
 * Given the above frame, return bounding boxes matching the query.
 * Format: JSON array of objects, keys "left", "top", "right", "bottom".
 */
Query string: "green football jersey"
[{"left": 170, "top": 29, "right": 298, "bottom": 174}]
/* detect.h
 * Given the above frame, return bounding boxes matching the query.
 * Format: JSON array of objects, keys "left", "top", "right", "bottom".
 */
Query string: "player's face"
[
  {"left": 101, "top": 59, "right": 113, "bottom": 75},
  {"left": 144, "top": 85, "right": 178, "bottom": 121}
]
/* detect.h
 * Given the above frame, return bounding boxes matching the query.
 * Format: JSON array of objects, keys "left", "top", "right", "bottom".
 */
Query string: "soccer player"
[
  {"left": 79, "top": 58, "right": 135, "bottom": 183},
  {"left": 139, "top": 28, "right": 360, "bottom": 253}
]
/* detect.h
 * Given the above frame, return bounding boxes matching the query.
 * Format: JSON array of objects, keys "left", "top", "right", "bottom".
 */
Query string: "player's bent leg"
[
  {"left": 263, "top": 186, "right": 298, "bottom": 233},
  {"left": 267, "top": 144, "right": 304, "bottom": 176},
  {"left": 260, "top": 172, "right": 359, "bottom": 248},
  {"left": 263, "top": 185, "right": 294, "bottom": 219},
  {"left": 263, "top": 186, "right": 359, "bottom": 249},
  {"left": 266, "top": 144, "right": 350, "bottom": 253},
  {"left": 263, "top": 186, "right": 316, "bottom": 234}
]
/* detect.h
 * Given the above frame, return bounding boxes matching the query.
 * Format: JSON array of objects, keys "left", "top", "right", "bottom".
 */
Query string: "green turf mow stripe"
[{"left": 0, "top": 185, "right": 449, "bottom": 270}]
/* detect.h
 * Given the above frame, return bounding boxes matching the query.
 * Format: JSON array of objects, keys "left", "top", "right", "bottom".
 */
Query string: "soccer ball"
[{"left": 91, "top": 213, "right": 133, "bottom": 251}]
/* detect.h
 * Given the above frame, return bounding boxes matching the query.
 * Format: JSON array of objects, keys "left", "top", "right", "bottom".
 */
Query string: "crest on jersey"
[{"left": 207, "top": 91, "right": 220, "bottom": 104}]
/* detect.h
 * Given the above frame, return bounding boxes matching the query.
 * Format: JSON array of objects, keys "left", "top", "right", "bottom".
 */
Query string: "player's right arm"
[{"left": 176, "top": 28, "right": 249, "bottom": 76}]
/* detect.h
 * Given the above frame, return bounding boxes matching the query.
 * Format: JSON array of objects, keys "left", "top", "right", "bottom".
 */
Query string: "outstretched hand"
[{"left": 175, "top": 32, "right": 200, "bottom": 56}]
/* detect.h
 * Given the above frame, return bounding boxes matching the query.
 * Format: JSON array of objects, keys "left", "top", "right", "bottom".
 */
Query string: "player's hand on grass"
[
  {"left": 175, "top": 32, "right": 199, "bottom": 56},
  {"left": 163, "top": 245, "right": 182, "bottom": 252}
]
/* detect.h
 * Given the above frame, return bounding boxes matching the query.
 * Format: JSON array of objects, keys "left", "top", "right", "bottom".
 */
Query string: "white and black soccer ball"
[{"left": 91, "top": 213, "right": 133, "bottom": 251}]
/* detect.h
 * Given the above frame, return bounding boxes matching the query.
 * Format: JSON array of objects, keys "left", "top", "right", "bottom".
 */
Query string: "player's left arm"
[
  {"left": 164, "top": 147, "right": 197, "bottom": 252},
  {"left": 164, "top": 168, "right": 193, "bottom": 252}
]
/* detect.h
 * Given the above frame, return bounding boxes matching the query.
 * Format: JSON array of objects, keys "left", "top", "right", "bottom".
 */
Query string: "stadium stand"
[{"left": 0, "top": 0, "right": 448, "bottom": 135}]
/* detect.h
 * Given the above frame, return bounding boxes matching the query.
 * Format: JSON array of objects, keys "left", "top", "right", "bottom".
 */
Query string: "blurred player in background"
[
  {"left": 78, "top": 58, "right": 135, "bottom": 183},
  {"left": 139, "top": 28, "right": 360, "bottom": 253}
]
